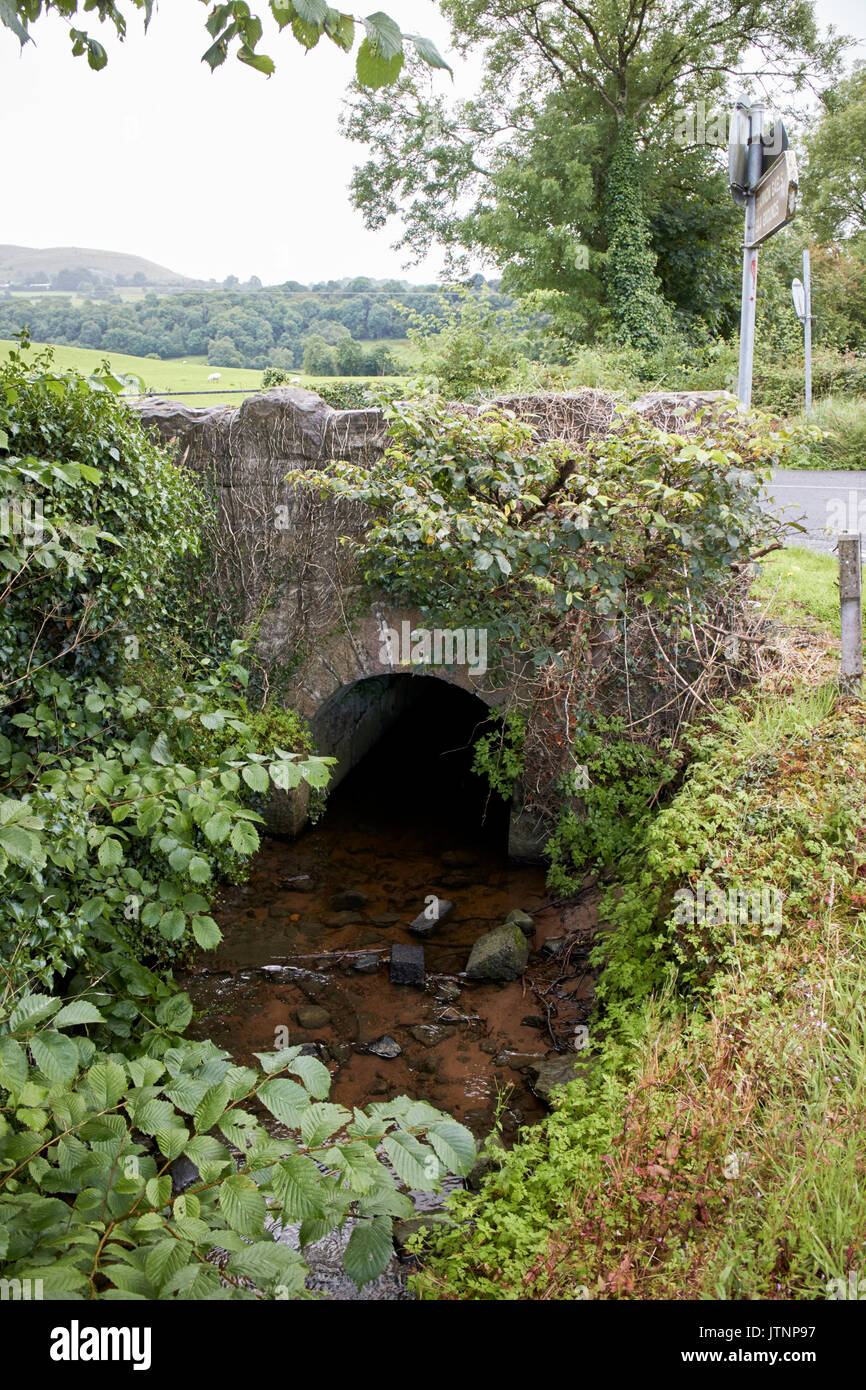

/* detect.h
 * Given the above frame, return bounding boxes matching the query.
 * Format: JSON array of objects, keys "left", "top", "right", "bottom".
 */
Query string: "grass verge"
[{"left": 413, "top": 682, "right": 866, "bottom": 1300}]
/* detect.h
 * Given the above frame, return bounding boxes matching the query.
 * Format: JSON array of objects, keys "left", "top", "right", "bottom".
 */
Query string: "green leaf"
[
  {"left": 145, "top": 1235, "right": 192, "bottom": 1290},
  {"left": 194, "top": 1081, "right": 230, "bottom": 1134},
  {"left": 355, "top": 36, "right": 403, "bottom": 88},
  {"left": 408, "top": 33, "right": 452, "bottom": 74},
  {"left": 9, "top": 993, "right": 62, "bottom": 1034},
  {"left": 219, "top": 1172, "right": 267, "bottom": 1235},
  {"left": 156, "top": 993, "right": 193, "bottom": 1033},
  {"left": 204, "top": 812, "right": 232, "bottom": 843},
  {"left": 241, "top": 762, "right": 270, "bottom": 793},
  {"left": 383, "top": 1130, "right": 438, "bottom": 1189},
  {"left": 53, "top": 1001, "right": 105, "bottom": 1028},
  {"left": 362, "top": 10, "right": 402, "bottom": 58},
  {"left": 424, "top": 1120, "right": 476, "bottom": 1175},
  {"left": 343, "top": 1215, "right": 393, "bottom": 1287},
  {"left": 258, "top": 1077, "right": 311, "bottom": 1128},
  {"left": 324, "top": 9, "right": 354, "bottom": 51},
  {"left": 289, "top": 1053, "right": 332, "bottom": 1099},
  {"left": 83, "top": 1060, "right": 127, "bottom": 1109},
  {"left": 0, "top": 1036, "right": 28, "bottom": 1091},
  {"left": 192, "top": 915, "right": 222, "bottom": 949},
  {"left": 188, "top": 855, "right": 212, "bottom": 883},
  {"left": 228, "top": 1239, "right": 305, "bottom": 1285},
  {"left": 30, "top": 1031, "right": 80, "bottom": 1085},
  {"left": 300, "top": 1102, "right": 350, "bottom": 1147},
  {"left": 272, "top": 1154, "right": 326, "bottom": 1221},
  {"left": 230, "top": 820, "right": 259, "bottom": 854}
]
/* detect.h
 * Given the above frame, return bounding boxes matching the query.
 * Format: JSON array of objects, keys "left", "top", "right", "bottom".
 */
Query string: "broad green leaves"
[
  {"left": 0, "top": 1011, "right": 475, "bottom": 1296},
  {"left": 0, "top": 0, "right": 458, "bottom": 89}
]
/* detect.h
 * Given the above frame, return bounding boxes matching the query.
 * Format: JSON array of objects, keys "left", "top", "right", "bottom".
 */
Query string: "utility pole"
[
  {"left": 803, "top": 248, "right": 812, "bottom": 415},
  {"left": 736, "top": 102, "right": 764, "bottom": 410},
  {"left": 729, "top": 96, "right": 798, "bottom": 408}
]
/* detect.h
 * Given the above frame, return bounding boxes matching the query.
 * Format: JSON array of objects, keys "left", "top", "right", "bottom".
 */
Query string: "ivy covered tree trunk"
[{"left": 603, "top": 123, "right": 673, "bottom": 352}]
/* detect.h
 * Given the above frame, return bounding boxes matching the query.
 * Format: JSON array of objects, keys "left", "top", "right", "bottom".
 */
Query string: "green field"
[{"left": 0, "top": 339, "right": 411, "bottom": 407}]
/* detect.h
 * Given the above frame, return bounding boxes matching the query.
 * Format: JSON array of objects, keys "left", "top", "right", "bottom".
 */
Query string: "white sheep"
[{"left": 207, "top": 372, "right": 222, "bottom": 382}]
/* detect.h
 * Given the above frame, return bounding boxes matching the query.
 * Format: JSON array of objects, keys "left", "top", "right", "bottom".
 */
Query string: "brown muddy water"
[{"left": 180, "top": 679, "right": 598, "bottom": 1140}]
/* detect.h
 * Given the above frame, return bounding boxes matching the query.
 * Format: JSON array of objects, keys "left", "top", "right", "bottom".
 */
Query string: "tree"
[
  {"left": 208, "top": 335, "right": 245, "bottom": 367},
  {"left": 343, "top": 0, "right": 846, "bottom": 341},
  {"left": 0, "top": 0, "right": 452, "bottom": 90},
  {"left": 302, "top": 334, "right": 337, "bottom": 374},
  {"left": 804, "top": 61, "right": 866, "bottom": 241},
  {"left": 335, "top": 335, "right": 368, "bottom": 374}
]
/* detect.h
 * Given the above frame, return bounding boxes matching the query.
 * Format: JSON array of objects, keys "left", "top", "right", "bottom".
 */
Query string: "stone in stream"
[
  {"left": 390, "top": 942, "right": 425, "bottom": 986},
  {"left": 409, "top": 1024, "right": 456, "bottom": 1048},
  {"left": 431, "top": 979, "right": 461, "bottom": 1003},
  {"left": 365, "top": 1035, "right": 402, "bottom": 1059},
  {"left": 504, "top": 908, "right": 535, "bottom": 937},
  {"left": 331, "top": 889, "right": 368, "bottom": 911},
  {"left": 296, "top": 1005, "right": 331, "bottom": 1030},
  {"left": 353, "top": 951, "right": 381, "bottom": 973},
  {"left": 408, "top": 898, "right": 454, "bottom": 938},
  {"left": 542, "top": 936, "right": 566, "bottom": 959},
  {"left": 392, "top": 1211, "right": 452, "bottom": 1258},
  {"left": 465, "top": 923, "right": 529, "bottom": 981},
  {"left": 527, "top": 1055, "right": 597, "bottom": 1107}
]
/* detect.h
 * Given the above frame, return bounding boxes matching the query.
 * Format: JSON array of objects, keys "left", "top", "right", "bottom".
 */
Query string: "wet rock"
[
  {"left": 353, "top": 952, "right": 381, "bottom": 973},
  {"left": 325, "top": 911, "right": 356, "bottom": 929},
  {"left": 542, "top": 936, "right": 566, "bottom": 959},
  {"left": 409, "top": 1024, "right": 456, "bottom": 1048},
  {"left": 466, "top": 1133, "right": 505, "bottom": 1192},
  {"left": 503, "top": 1052, "right": 547, "bottom": 1073},
  {"left": 296, "top": 1005, "right": 331, "bottom": 1030},
  {"left": 390, "top": 943, "right": 425, "bottom": 986},
  {"left": 332, "top": 890, "right": 368, "bottom": 911},
  {"left": 505, "top": 908, "right": 535, "bottom": 937},
  {"left": 169, "top": 1154, "right": 200, "bottom": 1197},
  {"left": 328, "top": 1042, "right": 353, "bottom": 1065},
  {"left": 368, "top": 1077, "right": 391, "bottom": 1095},
  {"left": 465, "top": 924, "right": 529, "bottom": 982},
  {"left": 431, "top": 980, "right": 461, "bottom": 1003},
  {"left": 408, "top": 898, "right": 454, "bottom": 938},
  {"left": 440, "top": 872, "right": 471, "bottom": 889},
  {"left": 527, "top": 1055, "right": 597, "bottom": 1106},
  {"left": 501, "top": 1107, "right": 523, "bottom": 1135},
  {"left": 479, "top": 1040, "right": 499, "bottom": 1055},
  {"left": 365, "top": 1035, "right": 402, "bottom": 1059},
  {"left": 521, "top": 1015, "right": 547, "bottom": 1030},
  {"left": 393, "top": 1212, "right": 452, "bottom": 1258},
  {"left": 371, "top": 914, "right": 402, "bottom": 928}
]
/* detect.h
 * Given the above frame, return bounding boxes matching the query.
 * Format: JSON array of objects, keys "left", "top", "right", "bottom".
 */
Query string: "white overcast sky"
[{"left": 1, "top": 0, "right": 865, "bottom": 285}]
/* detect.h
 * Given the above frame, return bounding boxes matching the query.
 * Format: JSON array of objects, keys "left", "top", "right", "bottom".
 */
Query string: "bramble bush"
[{"left": 0, "top": 346, "right": 474, "bottom": 1295}]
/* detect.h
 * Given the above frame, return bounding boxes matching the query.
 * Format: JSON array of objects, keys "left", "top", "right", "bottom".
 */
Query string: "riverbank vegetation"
[
  {"left": 413, "top": 580, "right": 866, "bottom": 1299},
  {"left": 0, "top": 350, "right": 474, "bottom": 1297}
]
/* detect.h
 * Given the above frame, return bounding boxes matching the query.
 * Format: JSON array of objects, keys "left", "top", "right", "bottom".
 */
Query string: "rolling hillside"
[{"left": 0, "top": 245, "right": 199, "bottom": 287}]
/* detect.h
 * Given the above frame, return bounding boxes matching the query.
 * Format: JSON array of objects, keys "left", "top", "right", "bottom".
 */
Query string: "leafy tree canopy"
[
  {"left": 1, "top": 0, "right": 452, "bottom": 88},
  {"left": 343, "top": 0, "right": 847, "bottom": 336},
  {"left": 803, "top": 60, "right": 866, "bottom": 241}
]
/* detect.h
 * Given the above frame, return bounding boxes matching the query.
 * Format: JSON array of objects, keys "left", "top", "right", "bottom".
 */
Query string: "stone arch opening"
[{"left": 311, "top": 673, "right": 510, "bottom": 851}]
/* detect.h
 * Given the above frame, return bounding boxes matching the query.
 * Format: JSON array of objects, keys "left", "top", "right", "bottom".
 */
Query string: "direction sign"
[
  {"left": 751, "top": 150, "right": 798, "bottom": 246},
  {"left": 791, "top": 277, "right": 806, "bottom": 322}
]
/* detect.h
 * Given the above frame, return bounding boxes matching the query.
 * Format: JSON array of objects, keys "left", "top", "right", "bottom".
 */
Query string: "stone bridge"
[{"left": 136, "top": 384, "right": 733, "bottom": 859}]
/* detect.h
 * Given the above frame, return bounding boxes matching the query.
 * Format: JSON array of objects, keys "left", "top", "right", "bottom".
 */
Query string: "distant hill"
[{"left": 0, "top": 245, "right": 200, "bottom": 288}]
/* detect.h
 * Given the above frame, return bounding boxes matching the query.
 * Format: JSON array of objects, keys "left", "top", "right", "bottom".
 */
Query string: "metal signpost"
[
  {"left": 728, "top": 97, "right": 798, "bottom": 407},
  {"left": 791, "top": 251, "right": 813, "bottom": 415}
]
